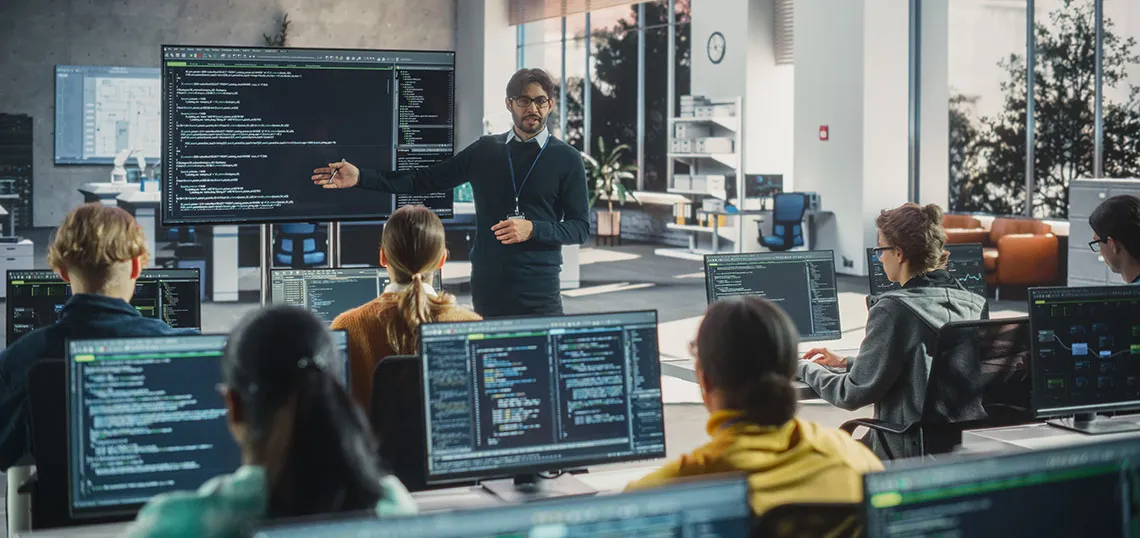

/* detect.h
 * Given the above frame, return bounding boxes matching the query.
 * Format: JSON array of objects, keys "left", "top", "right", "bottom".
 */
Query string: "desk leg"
[
  {"left": 711, "top": 216, "right": 720, "bottom": 253},
  {"left": 213, "top": 225, "right": 239, "bottom": 302},
  {"left": 137, "top": 208, "right": 157, "bottom": 267},
  {"left": 806, "top": 213, "right": 814, "bottom": 251}
]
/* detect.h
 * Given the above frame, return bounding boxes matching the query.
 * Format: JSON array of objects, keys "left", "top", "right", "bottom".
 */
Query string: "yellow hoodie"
[{"left": 626, "top": 410, "right": 883, "bottom": 515}]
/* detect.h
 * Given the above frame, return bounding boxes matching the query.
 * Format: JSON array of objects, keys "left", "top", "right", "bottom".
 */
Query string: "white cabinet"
[{"left": 0, "top": 240, "right": 34, "bottom": 298}]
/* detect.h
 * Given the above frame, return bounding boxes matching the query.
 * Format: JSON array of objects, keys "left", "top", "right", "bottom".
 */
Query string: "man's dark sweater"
[
  {"left": 0, "top": 294, "right": 196, "bottom": 470},
  {"left": 357, "top": 132, "right": 589, "bottom": 315}
]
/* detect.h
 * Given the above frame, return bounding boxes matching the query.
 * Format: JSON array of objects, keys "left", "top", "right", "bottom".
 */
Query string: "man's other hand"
[
  {"left": 311, "top": 161, "right": 360, "bottom": 189},
  {"left": 493, "top": 219, "right": 534, "bottom": 245}
]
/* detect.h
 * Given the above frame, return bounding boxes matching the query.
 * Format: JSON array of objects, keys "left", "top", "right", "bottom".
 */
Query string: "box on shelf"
[
  {"left": 672, "top": 174, "right": 692, "bottom": 191},
  {"left": 671, "top": 139, "right": 693, "bottom": 154},
  {"left": 702, "top": 198, "right": 726, "bottom": 213},
  {"left": 706, "top": 175, "right": 726, "bottom": 193},
  {"left": 697, "top": 137, "right": 735, "bottom": 154},
  {"left": 674, "top": 123, "right": 711, "bottom": 139}
]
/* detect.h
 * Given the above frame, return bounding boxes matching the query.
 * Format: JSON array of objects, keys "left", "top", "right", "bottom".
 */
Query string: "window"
[
  {"left": 1101, "top": 0, "right": 1140, "bottom": 181},
  {"left": 947, "top": 0, "right": 1030, "bottom": 216}
]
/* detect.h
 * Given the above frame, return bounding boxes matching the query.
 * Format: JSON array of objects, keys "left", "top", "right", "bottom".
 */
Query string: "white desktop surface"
[
  {"left": 963, "top": 418, "right": 1140, "bottom": 452},
  {"left": 14, "top": 465, "right": 660, "bottom": 538}
]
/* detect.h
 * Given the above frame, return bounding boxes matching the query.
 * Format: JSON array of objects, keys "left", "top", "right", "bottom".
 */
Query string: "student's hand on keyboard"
[{"left": 802, "top": 347, "right": 846, "bottom": 369}]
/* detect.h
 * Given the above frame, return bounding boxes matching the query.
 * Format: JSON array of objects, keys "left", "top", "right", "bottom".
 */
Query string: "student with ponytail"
[
  {"left": 799, "top": 203, "right": 986, "bottom": 460},
  {"left": 625, "top": 296, "right": 881, "bottom": 515},
  {"left": 331, "top": 205, "right": 480, "bottom": 407},
  {"left": 125, "top": 306, "right": 415, "bottom": 538}
]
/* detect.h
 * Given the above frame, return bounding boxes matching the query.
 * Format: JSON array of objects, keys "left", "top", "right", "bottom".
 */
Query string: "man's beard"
[{"left": 514, "top": 111, "right": 545, "bottom": 134}]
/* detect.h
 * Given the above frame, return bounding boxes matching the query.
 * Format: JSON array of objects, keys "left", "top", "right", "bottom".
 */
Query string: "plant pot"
[{"left": 596, "top": 210, "right": 622, "bottom": 237}]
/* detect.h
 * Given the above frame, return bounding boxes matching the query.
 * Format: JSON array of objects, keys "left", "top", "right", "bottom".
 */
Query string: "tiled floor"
[{"left": 0, "top": 239, "right": 1029, "bottom": 535}]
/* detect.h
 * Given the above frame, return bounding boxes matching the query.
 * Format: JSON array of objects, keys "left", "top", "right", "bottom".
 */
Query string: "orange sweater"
[{"left": 330, "top": 293, "right": 481, "bottom": 408}]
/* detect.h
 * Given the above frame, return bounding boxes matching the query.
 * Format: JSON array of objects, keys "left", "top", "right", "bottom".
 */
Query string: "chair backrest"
[
  {"left": 772, "top": 193, "right": 808, "bottom": 223},
  {"left": 919, "top": 318, "right": 1032, "bottom": 452},
  {"left": 752, "top": 502, "right": 862, "bottom": 538},
  {"left": 370, "top": 355, "right": 432, "bottom": 491},
  {"left": 942, "top": 214, "right": 982, "bottom": 229},
  {"left": 989, "top": 217, "right": 1051, "bottom": 245},
  {"left": 26, "top": 359, "right": 68, "bottom": 528}
]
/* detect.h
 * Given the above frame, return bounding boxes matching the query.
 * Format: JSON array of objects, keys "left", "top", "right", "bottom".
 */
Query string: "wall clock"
[{"left": 707, "top": 31, "right": 726, "bottom": 64}]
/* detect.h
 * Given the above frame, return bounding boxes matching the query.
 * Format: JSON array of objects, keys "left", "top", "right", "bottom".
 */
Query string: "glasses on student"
[
  {"left": 512, "top": 96, "right": 551, "bottom": 109},
  {"left": 1090, "top": 238, "right": 1108, "bottom": 252}
]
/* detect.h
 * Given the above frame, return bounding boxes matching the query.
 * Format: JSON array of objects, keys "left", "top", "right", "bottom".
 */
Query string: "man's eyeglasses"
[
  {"left": 1090, "top": 238, "right": 1108, "bottom": 252},
  {"left": 511, "top": 96, "right": 551, "bottom": 109}
]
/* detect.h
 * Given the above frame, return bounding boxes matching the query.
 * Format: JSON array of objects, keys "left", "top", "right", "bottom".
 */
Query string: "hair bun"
[
  {"left": 737, "top": 372, "right": 796, "bottom": 426},
  {"left": 923, "top": 203, "right": 945, "bottom": 224}
]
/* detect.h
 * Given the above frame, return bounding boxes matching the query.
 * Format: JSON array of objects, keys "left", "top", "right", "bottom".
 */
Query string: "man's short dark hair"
[
  {"left": 1090, "top": 194, "right": 1140, "bottom": 260},
  {"left": 506, "top": 68, "right": 555, "bottom": 99}
]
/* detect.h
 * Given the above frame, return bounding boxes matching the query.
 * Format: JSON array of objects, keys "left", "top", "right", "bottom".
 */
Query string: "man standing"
[{"left": 312, "top": 68, "right": 588, "bottom": 317}]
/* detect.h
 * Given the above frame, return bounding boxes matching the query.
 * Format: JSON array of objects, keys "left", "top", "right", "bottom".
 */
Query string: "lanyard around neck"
[{"left": 506, "top": 133, "right": 550, "bottom": 212}]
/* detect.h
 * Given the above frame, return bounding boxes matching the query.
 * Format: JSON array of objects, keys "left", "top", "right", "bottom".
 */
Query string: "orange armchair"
[
  {"left": 942, "top": 214, "right": 989, "bottom": 245},
  {"left": 985, "top": 218, "right": 1059, "bottom": 286}
]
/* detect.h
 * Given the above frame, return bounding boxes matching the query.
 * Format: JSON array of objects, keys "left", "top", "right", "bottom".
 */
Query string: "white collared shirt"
[
  {"left": 383, "top": 280, "right": 438, "bottom": 297},
  {"left": 506, "top": 126, "right": 550, "bottom": 147}
]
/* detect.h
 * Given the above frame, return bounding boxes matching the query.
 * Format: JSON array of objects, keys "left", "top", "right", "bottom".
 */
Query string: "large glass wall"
[{"left": 949, "top": 0, "right": 1140, "bottom": 219}]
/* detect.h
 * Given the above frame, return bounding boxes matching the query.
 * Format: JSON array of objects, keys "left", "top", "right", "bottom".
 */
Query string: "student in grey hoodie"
[{"left": 797, "top": 203, "right": 986, "bottom": 460}]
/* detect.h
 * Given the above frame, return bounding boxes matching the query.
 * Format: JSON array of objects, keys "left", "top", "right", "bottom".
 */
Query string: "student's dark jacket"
[
  {"left": 0, "top": 294, "right": 196, "bottom": 470},
  {"left": 797, "top": 270, "right": 987, "bottom": 460},
  {"left": 357, "top": 133, "right": 590, "bottom": 277}
]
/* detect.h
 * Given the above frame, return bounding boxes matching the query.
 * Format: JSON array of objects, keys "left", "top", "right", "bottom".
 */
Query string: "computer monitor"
[
  {"left": 419, "top": 310, "right": 665, "bottom": 500},
  {"left": 1028, "top": 286, "right": 1140, "bottom": 434},
  {"left": 161, "top": 45, "right": 455, "bottom": 225},
  {"left": 863, "top": 437, "right": 1140, "bottom": 537},
  {"left": 866, "top": 243, "right": 987, "bottom": 297},
  {"left": 704, "top": 251, "right": 842, "bottom": 341},
  {"left": 66, "top": 331, "right": 351, "bottom": 518},
  {"left": 269, "top": 267, "right": 444, "bottom": 324},
  {"left": 253, "top": 475, "right": 751, "bottom": 538},
  {"left": 54, "top": 65, "right": 160, "bottom": 165},
  {"left": 7, "top": 269, "right": 202, "bottom": 346}
]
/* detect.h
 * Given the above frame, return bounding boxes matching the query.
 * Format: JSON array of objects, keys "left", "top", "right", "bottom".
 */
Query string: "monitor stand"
[
  {"left": 480, "top": 473, "right": 598, "bottom": 503},
  {"left": 1048, "top": 413, "right": 1140, "bottom": 435}
]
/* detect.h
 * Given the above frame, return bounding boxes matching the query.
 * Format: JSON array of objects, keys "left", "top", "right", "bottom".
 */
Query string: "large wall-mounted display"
[
  {"left": 55, "top": 65, "right": 161, "bottom": 165},
  {"left": 161, "top": 46, "right": 455, "bottom": 225}
]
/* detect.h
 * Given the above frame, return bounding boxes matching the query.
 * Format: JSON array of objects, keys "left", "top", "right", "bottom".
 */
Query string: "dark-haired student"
[
  {"left": 331, "top": 205, "right": 481, "bottom": 408},
  {"left": 626, "top": 296, "right": 882, "bottom": 515},
  {"left": 312, "top": 68, "right": 589, "bottom": 318},
  {"left": 124, "top": 306, "right": 415, "bottom": 538},
  {"left": 0, "top": 204, "right": 194, "bottom": 471},
  {"left": 798, "top": 203, "right": 986, "bottom": 460},
  {"left": 1090, "top": 194, "right": 1140, "bottom": 284}
]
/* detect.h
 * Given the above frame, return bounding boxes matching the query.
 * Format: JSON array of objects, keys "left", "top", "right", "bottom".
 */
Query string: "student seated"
[
  {"left": 124, "top": 306, "right": 416, "bottom": 538},
  {"left": 331, "top": 205, "right": 480, "bottom": 407},
  {"left": 0, "top": 204, "right": 193, "bottom": 471},
  {"left": 1089, "top": 194, "right": 1140, "bottom": 284},
  {"left": 625, "top": 296, "right": 882, "bottom": 515},
  {"left": 798, "top": 203, "right": 986, "bottom": 459}
]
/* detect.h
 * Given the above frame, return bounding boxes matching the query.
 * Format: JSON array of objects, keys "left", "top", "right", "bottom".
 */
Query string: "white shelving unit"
[{"left": 657, "top": 96, "right": 745, "bottom": 261}]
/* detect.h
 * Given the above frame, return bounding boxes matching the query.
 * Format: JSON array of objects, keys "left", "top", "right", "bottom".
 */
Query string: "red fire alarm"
[{"left": 819, "top": 125, "right": 829, "bottom": 141}]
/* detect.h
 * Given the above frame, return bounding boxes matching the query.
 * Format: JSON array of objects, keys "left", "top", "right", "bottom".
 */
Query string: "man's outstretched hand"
[
  {"left": 311, "top": 161, "right": 360, "bottom": 189},
  {"left": 493, "top": 219, "right": 534, "bottom": 245}
]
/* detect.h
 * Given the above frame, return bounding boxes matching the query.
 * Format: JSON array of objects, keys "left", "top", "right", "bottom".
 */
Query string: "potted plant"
[{"left": 584, "top": 138, "right": 639, "bottom": 245}]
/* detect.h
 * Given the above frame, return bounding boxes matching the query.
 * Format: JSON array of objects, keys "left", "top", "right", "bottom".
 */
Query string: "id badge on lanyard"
[{"left": 506, "top": 134, "right": 549, "bottom": 220}]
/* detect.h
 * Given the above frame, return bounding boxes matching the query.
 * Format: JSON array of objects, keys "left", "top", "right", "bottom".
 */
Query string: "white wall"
[
  {"left": 690, "top": 0, "right": 749, "bottom": 100},
  {"left": 919, "top": 0, "right": 950, "bottom": 209},
  {"left": 455, "top": 0, "right": 517, "bottom": 146},
  {"left": 745, "top": 0, "right": 795, "bottom": 183},
  {"left": 794, "top": 0, "right": 865, "bottom": 272}
]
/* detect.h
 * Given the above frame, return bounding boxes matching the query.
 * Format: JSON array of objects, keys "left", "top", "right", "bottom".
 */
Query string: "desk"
[
  {"left": 115, "top": 191, "right": 160, "bottom": 268},
  {"left": 78, "top": 182, "right": 140, "bottom": 206},
  {"left": 698, "top": 208, "right": 770, "bottom": 254},
  {"left": 14, "top": 464, "right": 661, "bottom": 538},
  {"left": 963, "top": 418, "right": 1140, "bottom": 453}
]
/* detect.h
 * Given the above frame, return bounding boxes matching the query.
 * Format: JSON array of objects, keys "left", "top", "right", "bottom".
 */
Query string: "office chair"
[
  {"left": 840, "top": 318, "right": 1033, "bottom": 460},
  {"left": 274, "top": 223, "right": 327, "bottom": 268},
  {"left": 369, "top": 356, "right": 474, "bottom": 492},
  {"left": 752, "top": 502, "right": 862, "bottom": 538},
  {"left": 759, "top": 193, "right": 808, "bottom": 252}
]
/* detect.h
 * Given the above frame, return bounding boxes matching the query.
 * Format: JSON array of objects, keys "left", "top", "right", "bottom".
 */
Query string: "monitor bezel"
[
  {"left": 417, "top": 309, "right": 666, "bottom": 485},
  {"left": 702, "top": 250, "right": 842, "bottom": 342},
  {"left": 1028, "top": 285, "right": 1140, "bottom": 419},
  {"left": 64, "top": 332, "right": 233, "bottom": 520},
  {"left": 6, "top": 268, "right": 202, "bottom": 346},
  {"left": 865, "top": 243, "right": 987, "bottom": 297},
  {"left": 159, "top": 44, "right": 457, "bottom": 226}
]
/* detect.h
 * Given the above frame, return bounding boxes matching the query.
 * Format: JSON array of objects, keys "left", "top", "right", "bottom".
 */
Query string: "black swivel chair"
[
  {"left": 759, "top": 193, "right": 808, "bottom": 252},
  {"left": 840, "top": 318, "right": 1033, "bottom": 460},
  {"left": 752, "top": 502, "right": 862, "bottom": 538}
]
